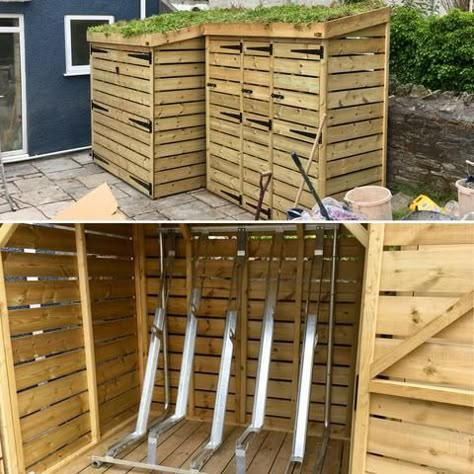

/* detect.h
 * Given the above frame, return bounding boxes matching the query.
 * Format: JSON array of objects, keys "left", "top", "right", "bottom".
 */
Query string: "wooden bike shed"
[
  {"left": 88, "top": 7, "right": 390, "bottom": 218},
  {"left": 0, "top": 223, "right": 472, "bottom": 474}
]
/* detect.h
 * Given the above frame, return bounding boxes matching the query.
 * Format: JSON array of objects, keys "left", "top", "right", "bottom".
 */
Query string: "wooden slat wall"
[
  {"left": 355, "top": 224, "right": 474, "bottom": 474},
  {"left": 154, "top": 38, "right": 207, "bottom": 198},
  {"left": 144, "top": 226, "right": 365, "bottom": 438},
  {"left": 2, "top": 225, "right": 90, "bottom": 473},
  {"left": 84, "top": 225, "right": 140, "bottom": 435},
  {"left": 91, "top": 44, "right": 155, "bottom": 196},
  {"left": 324, "top": 24, "right": 386, "bottom": 199},
  {"left": 90, "top": 38, "right": 207, "bottom": 199}
]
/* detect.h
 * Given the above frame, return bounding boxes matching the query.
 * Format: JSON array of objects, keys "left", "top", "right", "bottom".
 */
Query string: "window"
[{"left": 64, "top": 15, "right": 113, "bottom": 76}]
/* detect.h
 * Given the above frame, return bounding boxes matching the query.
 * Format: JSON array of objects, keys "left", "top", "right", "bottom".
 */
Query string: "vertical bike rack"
[
  {"left": 235, "top": 229, "right": 284, "bottom": 474},
  {"left": 284, "top": 227, "right": 325, "bottom": 474},
  {"left": 314, "top": 226, "right": 338, "bottom": 474},
  {"left": 191, "top": 228, "right": 247, "bottom": 471},
  {"left": 146, "top": 231, "right": 209, "bottom": 465},
  {"left": 92, "top": 229, "right": 176, "bottom": 468}
]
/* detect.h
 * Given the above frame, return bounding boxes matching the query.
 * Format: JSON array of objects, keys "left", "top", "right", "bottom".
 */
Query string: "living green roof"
[{"left": 91, "top": 0, "right": 385, "bottom": 38}]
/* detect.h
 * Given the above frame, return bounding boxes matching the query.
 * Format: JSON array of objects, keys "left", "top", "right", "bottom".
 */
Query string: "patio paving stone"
[
  {"left": 0, "top": 151, "right": 248, "bottom": 221},
  {"left": 34, "top": 157, "right": 82, "bottom": 174}
]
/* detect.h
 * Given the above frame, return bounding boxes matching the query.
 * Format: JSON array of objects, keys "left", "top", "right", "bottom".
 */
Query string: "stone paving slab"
[{"left": 0, "top": 151, "right": 252, "bottom": 221}]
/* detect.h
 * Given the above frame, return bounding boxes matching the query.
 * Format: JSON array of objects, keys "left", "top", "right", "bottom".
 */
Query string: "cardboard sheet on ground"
[{"left": 56, "top": 183, "right": 126, "bottom": 221}]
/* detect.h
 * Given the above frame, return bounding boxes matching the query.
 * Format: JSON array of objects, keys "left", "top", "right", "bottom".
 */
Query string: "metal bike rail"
[
  {"left": 235, "top": 229, "right": 284, "bottom": 474},
  {"left": 147, "top": 232, "right": 209, "bottom": 465},
  {"left": 92, "top": 230, "right": 176, "bottom": 467},
  {"left": 191, "top": 228, "right": 247, "bottom": 471},
  {"left": 285, "top": 227, "right": 325, "bottom": 474},
  {"left": 314, "top": 227, "right": 338, "bottom": 474}
]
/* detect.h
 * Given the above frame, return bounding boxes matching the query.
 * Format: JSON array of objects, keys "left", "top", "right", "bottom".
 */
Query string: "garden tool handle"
[
  {"left": 255, "top": 171, "right": 273, "bottom": 221},
  {"left": 291, "top": 152, "right": 331, "bottom": 221}
]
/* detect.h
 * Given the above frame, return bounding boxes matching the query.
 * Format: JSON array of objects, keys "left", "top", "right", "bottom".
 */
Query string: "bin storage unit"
[
  {"left": 0, "top": 223, "right": 472, "bottom": 474},
  {"left": 88, "top": 27, "right": 207, "bottom": 198},
  {"left": 206, "top": 8, "right": 390, "bottom": 218}
]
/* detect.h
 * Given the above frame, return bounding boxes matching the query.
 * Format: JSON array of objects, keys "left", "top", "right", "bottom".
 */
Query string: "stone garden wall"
[{"left": 387, "top": 86, "right": 474, "bottom": 194}]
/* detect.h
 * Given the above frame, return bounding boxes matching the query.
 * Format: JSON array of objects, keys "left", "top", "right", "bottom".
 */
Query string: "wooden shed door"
[
  {"left": 91, "top": 45, "right": 154, "bottom": 196},
  {"left": 352, "top": 224, "right": 474, "bottom": 474},
  {"left": 207, "top": 39, "right": 244, "bottom": 205},
  {"left": 242, "top": 40, "right": 273, "bottom": 217}
]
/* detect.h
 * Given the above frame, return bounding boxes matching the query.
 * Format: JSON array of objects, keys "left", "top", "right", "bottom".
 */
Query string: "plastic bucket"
[
  {"left": 455, "top": 179, "right": 474, "bottom": 217},
  {"left": 344, "top": 186, "right": 393, "bottom": 221}
]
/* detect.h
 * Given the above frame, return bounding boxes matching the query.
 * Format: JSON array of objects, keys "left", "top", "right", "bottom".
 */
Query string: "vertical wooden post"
[
  {"left": 205, "top": 35, "right": 212, "bottom": 193},
  {"left": 133, "top": 225, "right": 148, "bottom": 387},
  {"left": 236, "top": 229, "right": 249, "bottom": 425},
  {"left": 75, "top": 224, "right": 100, "bottom": 442},
  {"left": 0, "top": 252, "right": 25, "bottom": 474},
  {"left": 350, "top": 224, "right": 385, "bottom": 473},
  {"left": 318, "top": 39, "right": 329, "bottom": 198},
  {"left": 150, "top": 47, "right": 156, "bottom": 198},
  {"left": 289, "top": 225, "right": 305, "bottom": 425},
  {"left": 381, "top": 22, "right": 390, "bottom": 187}
]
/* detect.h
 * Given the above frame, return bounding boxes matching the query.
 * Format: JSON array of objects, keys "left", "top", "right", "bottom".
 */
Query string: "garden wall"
[{"left": 387, "top": 88, "right": 474, "bottom": 194}]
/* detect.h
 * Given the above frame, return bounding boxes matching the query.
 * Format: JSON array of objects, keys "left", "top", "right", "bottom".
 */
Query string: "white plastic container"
[
  {"left": 344, "top": 186, "right": 393, "bottom": 221},
  {"left": 455, "top": 179, "right": 474, "bottom": 218}
]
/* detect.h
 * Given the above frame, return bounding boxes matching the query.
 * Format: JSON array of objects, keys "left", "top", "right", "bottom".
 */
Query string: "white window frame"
[
  {"left": 0, "top": 13, "right": 28, "bottom": 159},
  {"left": 64, "top": 15, "right": 114, "bottom": 76}
]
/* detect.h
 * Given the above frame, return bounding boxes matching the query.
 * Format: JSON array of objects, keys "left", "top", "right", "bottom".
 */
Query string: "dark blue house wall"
[{"left": 0, "top": 0, "right": 161, "bottom": 157}]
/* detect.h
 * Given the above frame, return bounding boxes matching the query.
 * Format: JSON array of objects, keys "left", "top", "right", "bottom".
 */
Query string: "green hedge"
[{"left": 390, "top": 7, "right": 474, "bottom": 93}]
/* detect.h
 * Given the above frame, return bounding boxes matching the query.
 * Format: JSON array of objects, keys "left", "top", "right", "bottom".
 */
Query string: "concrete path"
[{"left": 0, "top": 151, "right": 253, "bottom": 221}]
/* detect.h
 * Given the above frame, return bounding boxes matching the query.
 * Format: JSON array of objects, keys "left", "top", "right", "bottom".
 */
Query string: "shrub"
[{"left": 390, "top": 7, "right": 474, "bottom": 93}]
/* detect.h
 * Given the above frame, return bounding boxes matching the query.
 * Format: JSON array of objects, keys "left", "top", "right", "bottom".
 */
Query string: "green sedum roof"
[{"left": 90, "top": 0, "right": 385, "bottom": 38}]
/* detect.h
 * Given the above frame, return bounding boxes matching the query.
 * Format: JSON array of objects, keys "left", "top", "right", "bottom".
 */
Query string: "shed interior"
[{"left": 0, "top": 223, "right": 472, "bottom": 474}]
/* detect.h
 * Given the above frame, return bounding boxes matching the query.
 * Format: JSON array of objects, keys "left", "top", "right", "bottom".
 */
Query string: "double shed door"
[{"left": 207, "top": 37, "right": 322, "bottom": 218}]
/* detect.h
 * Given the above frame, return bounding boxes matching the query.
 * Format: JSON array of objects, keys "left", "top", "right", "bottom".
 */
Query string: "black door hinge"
[
  {"left": 290, "top": 46, "right": 324, "bottom": 58},
  {"left": 246, "top": 44, "right": 273, "bottom": 55},
  {"left": 242, "top": 88, "right": 254, "bottom": 95},
  {"left": 291, "top": 129, "right": 320, "bottom": 142},
  {"left": 128, "top": 51, "right": 152, "bottom": 64},
  {"left": 129, "top": 118, "right": 152, "bottom": 133},
  {"left": 207, "top": 82, "right": 217, "bottom": 88},
  {"left": 130, "top": 175, "right": 153, "bottom": 195},
  {"left": 271, "top": 93, "right": 285, "bottom": 100},
  {"left": 92, "top": 151, "right": 109, "bottom": 165},
  {"left": 221, "top": 190, "right": 242, "bottom": 205},
  {"left": 91, "top": 46, "right": 108, "bottom": 54},
  {"left": 221, "top": 111, "right": 242, "bottom": 123},
  {"left": 248, "top": 118, "right": 272, "bottom": 131},
  {"left": 91, "top": 101, "right": 109, "bottom": 113},
  {"left": 221, "top": 43, "right": 243, "bottom": 53}
]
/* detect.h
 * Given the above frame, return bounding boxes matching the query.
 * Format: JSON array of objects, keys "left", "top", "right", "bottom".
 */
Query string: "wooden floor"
[{"left": 62, "top": 419, "right": 348, "bottom": 474}]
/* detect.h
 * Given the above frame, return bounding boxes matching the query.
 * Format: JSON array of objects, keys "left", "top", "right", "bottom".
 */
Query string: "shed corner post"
[
  {"left": 382, "top": 20, "right": 390, "bottom": 187},
  {"left": 74, "top": 224, "right": 101, "bottom": 442},
  {"left": 133, "top": 224, "right": 148, "bottom": 387},
  {"left": 0, "top": 231, "right": 25, "bottom": 474},
  {"left": 318, "top": 39, "right": 330, "bottom": 198},
  {"left": 349, "top": 224, "right": 385, "bottom": 473}
]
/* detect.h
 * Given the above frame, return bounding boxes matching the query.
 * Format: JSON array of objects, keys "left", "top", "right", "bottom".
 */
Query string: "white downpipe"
[
  {"left": 2, "top": 145, "right": 91, "bottom": 164},
  {"left": 140, "top": 0, "right": 146, "bottom": 19}
]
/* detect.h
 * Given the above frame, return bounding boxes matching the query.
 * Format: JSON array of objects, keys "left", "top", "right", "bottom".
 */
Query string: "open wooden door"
[{"left": 351, "top": 224, "right": 474, "bottom": 474}]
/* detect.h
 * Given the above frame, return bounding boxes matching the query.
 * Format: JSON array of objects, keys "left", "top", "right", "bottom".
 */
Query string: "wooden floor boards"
[{"left": 65, "top": 420, "right": 347, "bottom": 474}]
